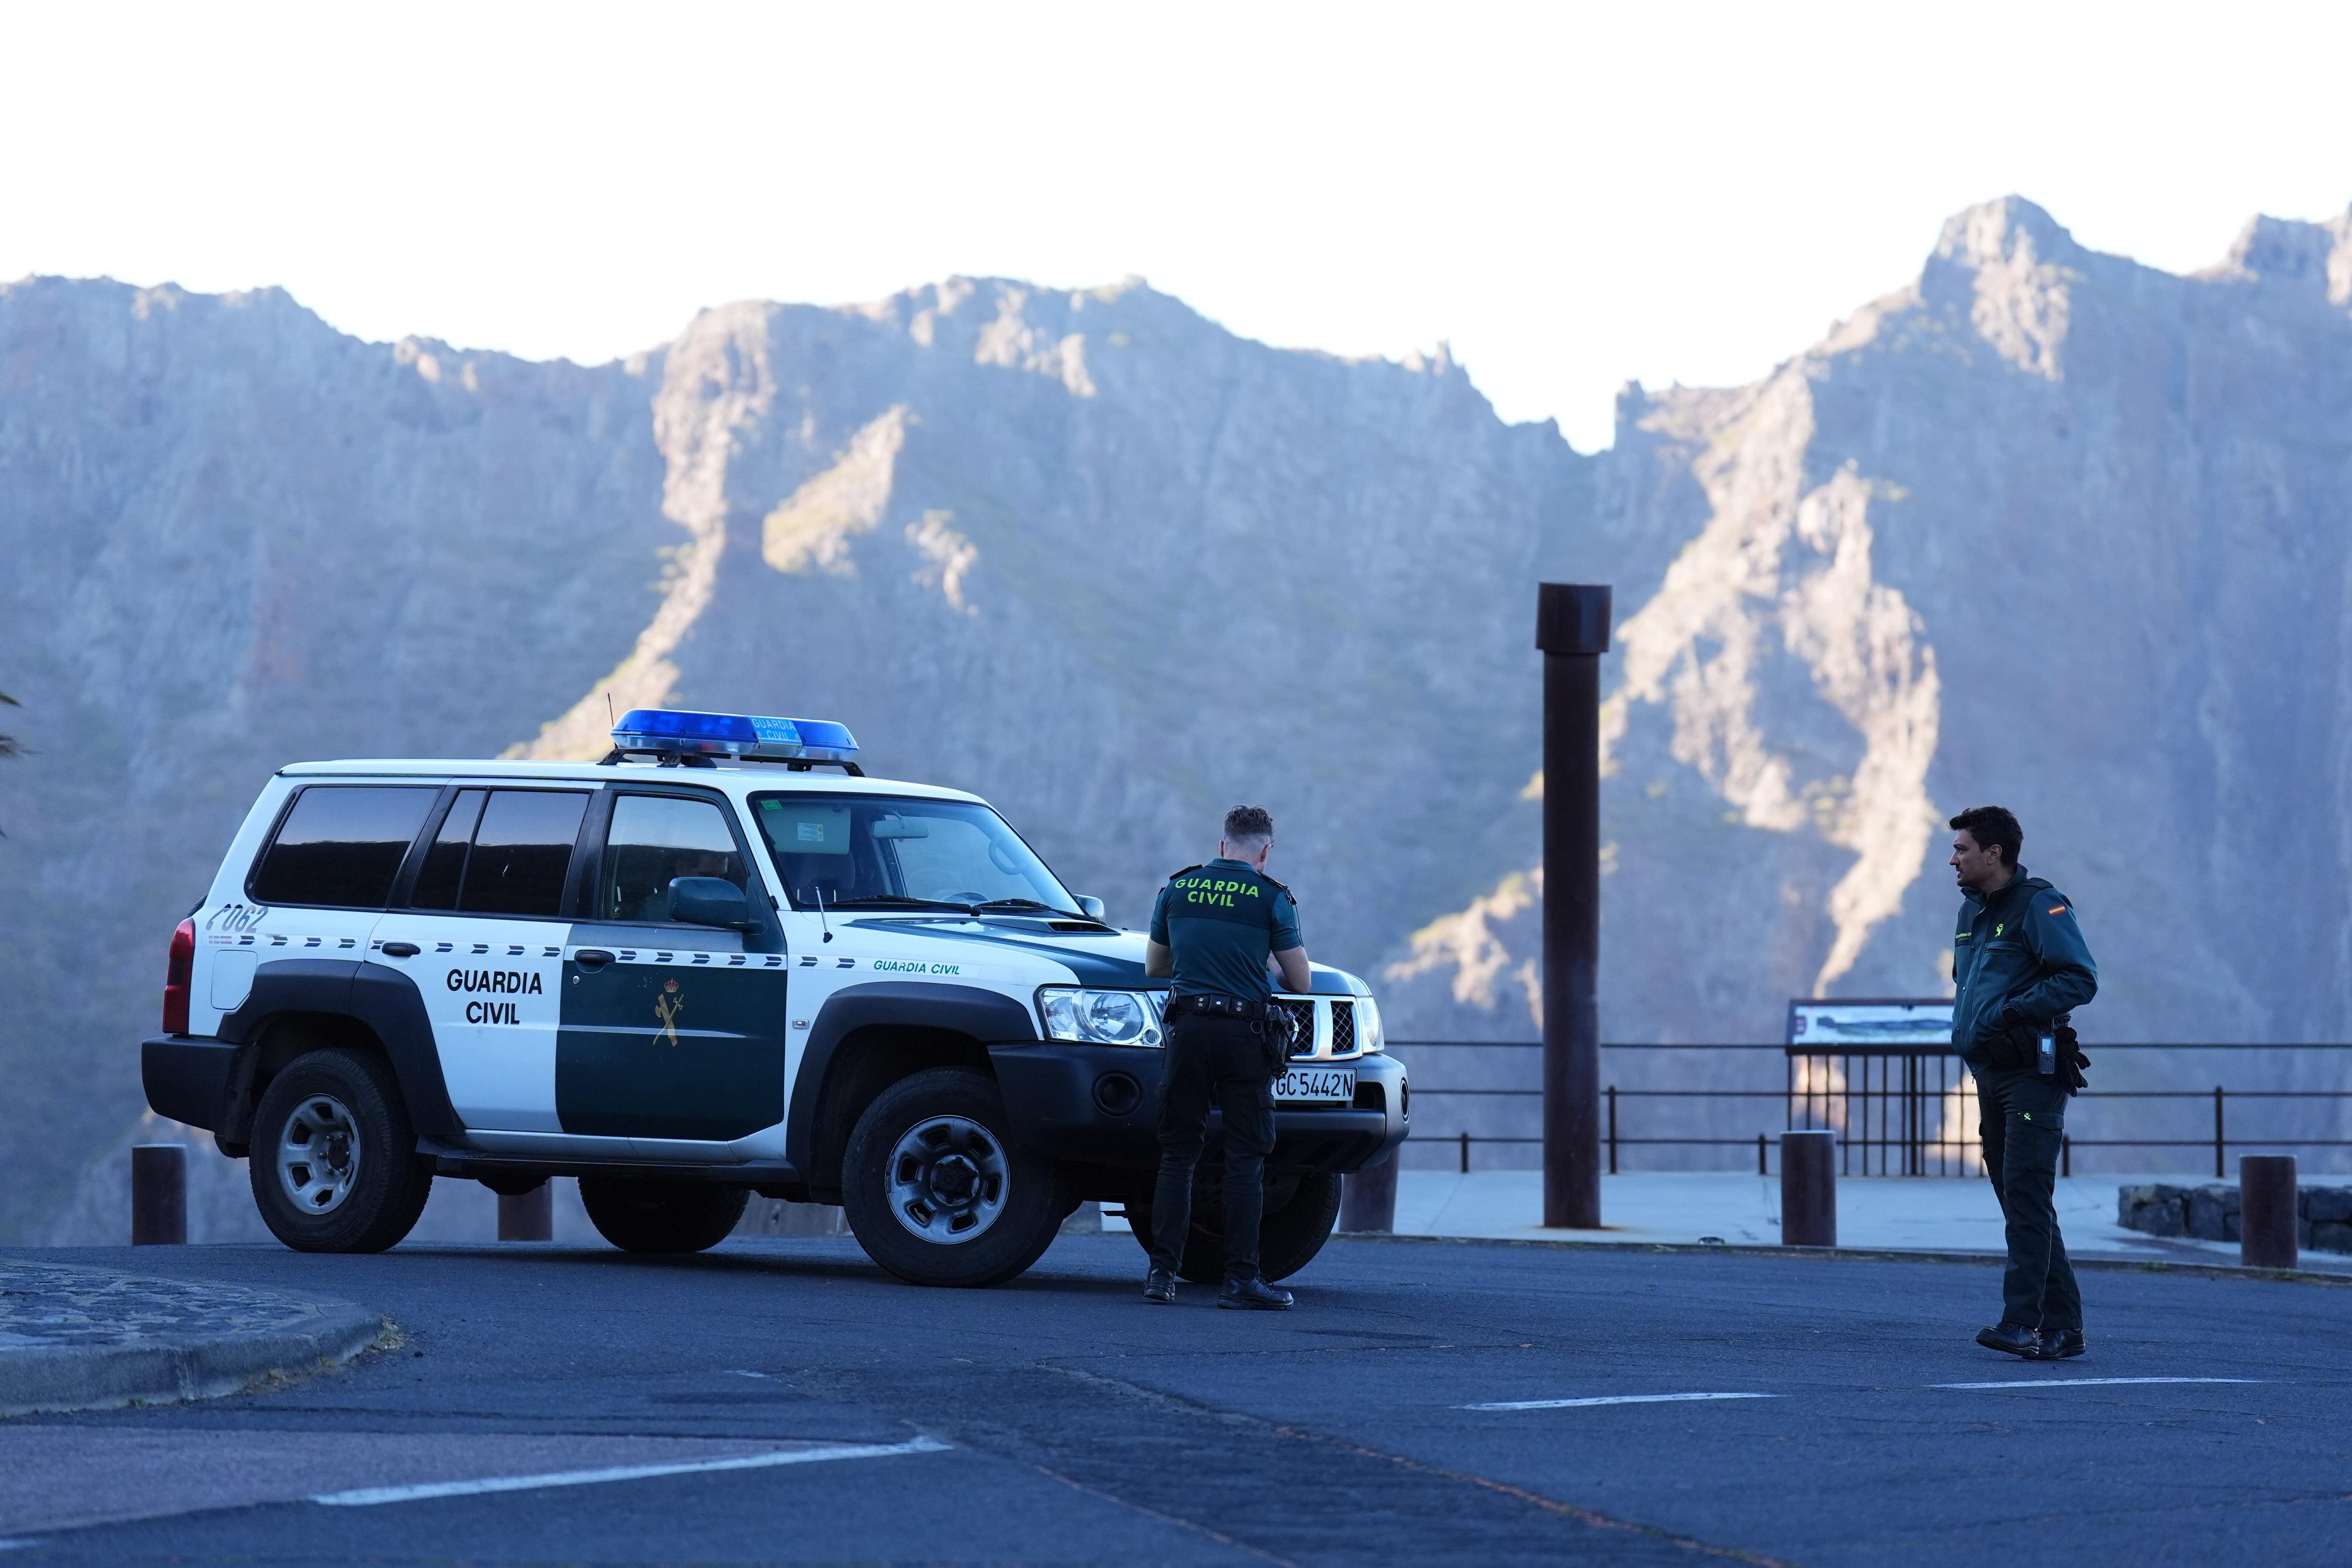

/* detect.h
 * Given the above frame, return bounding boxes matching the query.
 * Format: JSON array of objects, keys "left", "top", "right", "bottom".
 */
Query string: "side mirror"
[
  {"left": 1075, "top": 895, "right": 1107, "bottom": 921},
  {"left": 669, "top": 876, "right": 757, "bottom": 930}
]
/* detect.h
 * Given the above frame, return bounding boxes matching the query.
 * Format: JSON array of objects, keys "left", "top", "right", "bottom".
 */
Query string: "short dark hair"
[
  {"left": 1949, "top": 805, "right": 2021, "bottom": 868},
  {"left": 1223, "top": 805, "right": 1274, "bottom": 843}
]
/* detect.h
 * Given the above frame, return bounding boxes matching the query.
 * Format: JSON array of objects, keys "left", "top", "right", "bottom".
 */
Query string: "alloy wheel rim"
[
  {"left": 278, "top": 1094, "right": 362, "bottom": 1215},
  {"left": 884, "top": 1115, "right": 1008, "bottom": 1245}
]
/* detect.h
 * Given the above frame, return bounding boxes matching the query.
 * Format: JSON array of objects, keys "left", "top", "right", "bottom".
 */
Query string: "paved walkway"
[
  {"left": 0, "top": 1257, "right": 385, "bottom": 1414},
  {"left": 1379, "top": 1170, "right": 2352, "bottom": 1272}
]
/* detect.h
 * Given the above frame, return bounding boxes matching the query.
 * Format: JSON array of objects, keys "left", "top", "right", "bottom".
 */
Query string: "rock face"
[
  {"left": 9, "top": 194, "right": 2352, "bottom": 1236},
  {"left": 1387, "top": 198, "right": 2352, "bottom": 1066}
]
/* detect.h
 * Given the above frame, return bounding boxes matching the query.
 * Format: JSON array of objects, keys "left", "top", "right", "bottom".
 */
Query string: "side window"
[
  {"left": 249, "top": 786, "right": 436, "bottom": 908},
  {"left": 455, "top": 790, "right": 588, "bottom": 917},
  {"left": 409, "top": 790, "right": 485, "bottom": 910},
  {"left": 599, "top": 795, "right": 749, "bottom": 922}
]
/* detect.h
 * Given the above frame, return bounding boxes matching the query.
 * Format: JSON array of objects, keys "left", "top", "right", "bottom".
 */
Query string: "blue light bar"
[{"left": 611, "top": 708, "right": 859, "bottom": 762}]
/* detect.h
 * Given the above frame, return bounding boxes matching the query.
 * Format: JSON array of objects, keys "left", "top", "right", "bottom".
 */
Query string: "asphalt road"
[{"left": 3, "top": 1231, "right": 2348, "bottom": 1566}]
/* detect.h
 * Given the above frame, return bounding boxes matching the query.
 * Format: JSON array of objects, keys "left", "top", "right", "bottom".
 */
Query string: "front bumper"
[{"left": 987, "top": 1041, "right": 1406, "bottom": 1174}]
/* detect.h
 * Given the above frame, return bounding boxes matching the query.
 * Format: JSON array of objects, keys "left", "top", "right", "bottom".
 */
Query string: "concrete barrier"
[
  {"left": 2240, "top": 1155, "right": 2299, "bottom": 1269},
  {"left": 131, "top": 1144, "right": 186, "bottom": 1246},
  {"left": 1340, "top": 1150, "right": 1398, "bottom": 1233},
  {"left": 1779, "top": 1131, "right": 1837, "bottom": 1247},
  {"left": 497, "top": 1182, "right": 553, "bottom": 1241}
]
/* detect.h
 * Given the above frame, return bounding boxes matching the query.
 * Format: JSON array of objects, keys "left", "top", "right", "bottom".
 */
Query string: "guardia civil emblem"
[{"left": 653, "top": 979, "right": 685, "bottom": 1047}]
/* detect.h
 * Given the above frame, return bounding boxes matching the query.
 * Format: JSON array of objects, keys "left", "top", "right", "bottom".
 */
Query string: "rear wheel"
[
  {"left": 248, "top": 1048, "right": 433, "bottom": 1253},
  {"left": 578, "top": 1179, "right": 749, "bottom": 1253},
  {"left": 841, "top": 1068, "right": 1061, "bottom": 1287},
  {"left": 1128, "top": 1167, "right": 1342, "bottom": 1284}
]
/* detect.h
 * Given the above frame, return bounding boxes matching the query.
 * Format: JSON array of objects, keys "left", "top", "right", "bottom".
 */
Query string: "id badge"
[{"left": 2036, "top": 1033, "right": 2056, "bottom": 1075}]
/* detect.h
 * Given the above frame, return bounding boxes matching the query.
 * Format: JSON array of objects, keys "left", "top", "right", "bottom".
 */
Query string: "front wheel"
[
  {"left": 578, "top": 1179, "right": 749, "bottom": 1253},
  {"left": 1128, "top": 1167, "right": 1343, "bottom": 1284},
  {"left": 841, "top": 1068, "right": 1062, "bottom": 1287},
  {"left": 248, "top": 1048, "right": 433, "bottom": 1253}
]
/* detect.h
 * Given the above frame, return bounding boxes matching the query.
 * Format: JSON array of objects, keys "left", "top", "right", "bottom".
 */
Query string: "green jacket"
[{"left": 1950, "top": 864, "right": 2098, "bottom": 1070}]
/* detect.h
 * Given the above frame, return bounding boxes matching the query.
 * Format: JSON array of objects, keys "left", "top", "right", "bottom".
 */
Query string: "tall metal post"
[{"left": 1536, "top": 583, "right": 1610, "bottom": 1229}]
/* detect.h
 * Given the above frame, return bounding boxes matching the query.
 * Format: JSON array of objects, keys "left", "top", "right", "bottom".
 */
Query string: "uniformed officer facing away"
[
  {"left": 1948, "top": 805, "right": 2098, "bottom": 1360},
  {"left": 1141, "top": 805, "right": 1310, "bottom": 1309}
]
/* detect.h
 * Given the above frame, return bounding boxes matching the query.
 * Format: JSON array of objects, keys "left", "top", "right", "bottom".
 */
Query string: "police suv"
[{"left": 143, "top": 710, "right": 1406, "bottom": 1288}]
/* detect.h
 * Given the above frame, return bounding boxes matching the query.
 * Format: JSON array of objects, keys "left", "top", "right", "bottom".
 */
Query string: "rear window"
[{"left": 249, "top": 786, "right": 437, "bottom": 909}]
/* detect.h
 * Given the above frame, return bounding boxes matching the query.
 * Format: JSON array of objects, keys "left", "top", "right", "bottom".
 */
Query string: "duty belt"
[{"left": 1165, "top": 992, "right": 1275, "bottom": 1023}]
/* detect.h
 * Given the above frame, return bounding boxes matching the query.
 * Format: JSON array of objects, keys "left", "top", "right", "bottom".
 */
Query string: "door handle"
[
  {"left": 380, "top": 941, "right": 420, "bottom": 958},
  {"left": 574, "top": 948, "right": 615, "bottom": 971}
]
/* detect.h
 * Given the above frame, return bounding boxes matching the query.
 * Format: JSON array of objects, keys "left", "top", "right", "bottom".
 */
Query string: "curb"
[
  {"left": 0, "top": 1296, "right": 388, "bottom": 1418},
  {"left": 1331, "top": 1230, "right": 2352, "bottom": 1286}
]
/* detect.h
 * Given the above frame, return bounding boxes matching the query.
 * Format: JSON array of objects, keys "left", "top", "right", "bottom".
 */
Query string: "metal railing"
[{"left": 1390, "top": 1041, "right": 2352, "bottom": 1177}]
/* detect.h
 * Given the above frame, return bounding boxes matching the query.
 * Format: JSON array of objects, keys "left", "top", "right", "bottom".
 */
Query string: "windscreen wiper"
[
  {"left": 826, "top": 896, "right": 975, "bottom": 912},
  {"left": 970, "top": 898, "right": 1084, "bottom": 917}
]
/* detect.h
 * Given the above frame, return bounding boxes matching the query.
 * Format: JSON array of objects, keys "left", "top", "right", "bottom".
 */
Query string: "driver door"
[{"left": 555, "top": 787, "right": 791, "bottom": 1147}]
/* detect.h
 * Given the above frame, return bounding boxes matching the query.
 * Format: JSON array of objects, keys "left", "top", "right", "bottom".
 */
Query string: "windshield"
[{"left": 749, "top": 792, "right": 1082, "bottom": 916}]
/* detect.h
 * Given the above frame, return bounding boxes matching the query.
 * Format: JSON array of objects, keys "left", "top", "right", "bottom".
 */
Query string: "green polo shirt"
[{"left": 1149, "top": 858, "right": 1304, "bottom": 1001}]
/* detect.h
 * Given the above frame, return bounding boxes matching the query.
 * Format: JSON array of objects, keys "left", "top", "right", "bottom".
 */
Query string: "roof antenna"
[
  {"left": 816, "top": 885, "right": 834, "bottom": 943},
  {"left": 605, "top": 692, "right": 614, "bottom": 726}
]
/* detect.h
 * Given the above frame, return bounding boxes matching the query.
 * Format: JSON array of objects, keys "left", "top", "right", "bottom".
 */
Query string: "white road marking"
[
  {"left": 1934, "top": 1378, "right": 2267, "bottom": 1391},
  {"left": 312, "top": 1435, "right": 951, "bottom": 1507},
  {"left": 1464, "top": 1392, "right": 1779, "bottom": 1411}
]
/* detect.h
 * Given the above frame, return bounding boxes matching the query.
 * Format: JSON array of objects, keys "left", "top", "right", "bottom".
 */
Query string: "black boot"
[
  {"left": 2033, "top": 1327, "right": 2086, "bottom": 1360},
  {"left": 1218, "top": 1276, "right": 1294, "bottom": 1311},
  {"left": 1142, "top": 1267, "right": 1176, "bottom": 1305},
  {"left": 1975, "top": 1321, "right": 2041, "bottom": 1358}
]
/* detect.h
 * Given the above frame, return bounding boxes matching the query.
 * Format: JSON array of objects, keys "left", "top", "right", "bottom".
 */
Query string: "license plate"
[{"left": 1275, "top": 1067, "right": 1356, "bottom": 1103}]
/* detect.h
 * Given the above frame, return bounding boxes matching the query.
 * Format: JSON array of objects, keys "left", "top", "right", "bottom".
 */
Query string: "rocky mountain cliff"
[
  {"left": 7, "top": 194, "right": 2352, "bottom": 1235},
  {"left": 1385, "top": 197, "right": 2352, "bottom": 1069}
]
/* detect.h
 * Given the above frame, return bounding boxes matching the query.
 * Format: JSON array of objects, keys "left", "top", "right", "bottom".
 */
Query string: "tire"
[
  {"left": 840, "top": 1068, "right": 1062, "bottom": 1288},
  {"left": 248, "top": 1048, "right": 434, "bottom": 1253},
  {"left": 578, "top": 1179, "right": 749, "bottom": 1253},
  {"left": 1128, "top": 1167, "right": 1343, "bottom": 1284}
]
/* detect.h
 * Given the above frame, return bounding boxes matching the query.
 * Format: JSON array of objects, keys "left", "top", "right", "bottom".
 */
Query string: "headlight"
[
  {"left": 1038, "top": 986, "right": 1163, "bottom": 1046},
  {"left": 1357, "top": 995, "right": 1384, "bottom": 1053}
]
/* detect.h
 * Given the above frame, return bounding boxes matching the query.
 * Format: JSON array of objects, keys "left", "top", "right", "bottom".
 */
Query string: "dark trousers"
[
  {"left": 1151, "top": 1013, "right": 1277, "bottom": 1281},
  {"left": 1976, "top": 1067, "right": 2083, "bottom": 1333}
]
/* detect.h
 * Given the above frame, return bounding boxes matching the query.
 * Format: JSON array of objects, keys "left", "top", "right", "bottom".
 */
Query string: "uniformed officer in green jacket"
[
  {"left": 1141, "top": 805, "right": 1311, "bottom": 1310},
  {"left": 1948, "top": 804, "right": 2098, "bottom": 1361}
]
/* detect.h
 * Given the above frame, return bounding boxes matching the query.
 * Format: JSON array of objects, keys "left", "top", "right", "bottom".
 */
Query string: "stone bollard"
[
  {"left": 1779, "top": 1131, "right": 1837, "bottom": 1248},
  {"left": 131, "top": 1144, "right": 188, "bottom": 1245},
  {"left": 498, "top": 1181, "right": 554, "bottom": 1242},
  {"left": 1340, "top": 1150, "right": 1398, "bottom": 1233},
  {"left": 2240, "top": 1155, "right": 2298, "bottom": 1270}
]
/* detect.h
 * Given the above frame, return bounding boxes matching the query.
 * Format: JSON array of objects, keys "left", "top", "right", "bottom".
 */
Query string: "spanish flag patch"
[{"left": 2048, "top": 906, "right": 2068, "bottom": 916}]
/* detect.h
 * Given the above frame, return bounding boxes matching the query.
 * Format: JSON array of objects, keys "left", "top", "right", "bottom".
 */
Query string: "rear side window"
[
  {"left": 452, "top": 790, "right": 588, "bottom": 917},
  {"left": 249, "top": 786, "right": 437, "bottom": 908},
  {"left": 409, "top": 790, "right": 486, "bottom": 910},
  {"left": 598, "top": 795, "right": 750, "bottom": 922}
]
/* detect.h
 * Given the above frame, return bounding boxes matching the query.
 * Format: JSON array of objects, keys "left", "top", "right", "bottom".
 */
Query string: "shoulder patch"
[{"left": 2047, "top": 905, "right": 2070, "bottom": 916}]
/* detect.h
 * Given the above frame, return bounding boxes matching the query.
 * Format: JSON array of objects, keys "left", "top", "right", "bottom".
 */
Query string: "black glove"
[{"left": 2057, "top": 1022, "right": 2089, "bottom": 1096}]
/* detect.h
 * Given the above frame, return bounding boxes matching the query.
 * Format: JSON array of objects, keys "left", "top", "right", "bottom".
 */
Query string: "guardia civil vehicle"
[{"left": 143, "top": 710, "right": 1406, "bottom": 1287}]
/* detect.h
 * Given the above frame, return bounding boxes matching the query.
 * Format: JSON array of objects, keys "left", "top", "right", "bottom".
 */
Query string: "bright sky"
[{"left": 4, "top": 2, "right": 2348, "bottom": 452}]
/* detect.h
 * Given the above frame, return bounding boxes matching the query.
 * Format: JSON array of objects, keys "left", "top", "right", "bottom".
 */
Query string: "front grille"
[
  {"left": 1276, "top": 999, "right": 1316, "bottom": 1057},
  {"left": 1330, "top": 1001, "right": 1355, "bottom": 1056}
]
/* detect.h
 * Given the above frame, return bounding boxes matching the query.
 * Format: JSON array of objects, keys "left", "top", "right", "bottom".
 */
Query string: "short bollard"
[
  {"left": 2240, "top": 1154, "right": 2298, "bottom": 1270},
  {"left": 1340, "top": 1150, "right": 1398, "bottom": 1233},
  {"left": 498, "top": 1181, "right": 554, "bottom": 1242},
  {"left": 1779, "top": 1131, "right": 1837, "bottom": 1248},
  {"left": 131, "top": 1144, "right": 187, "bottom": 1246}
]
